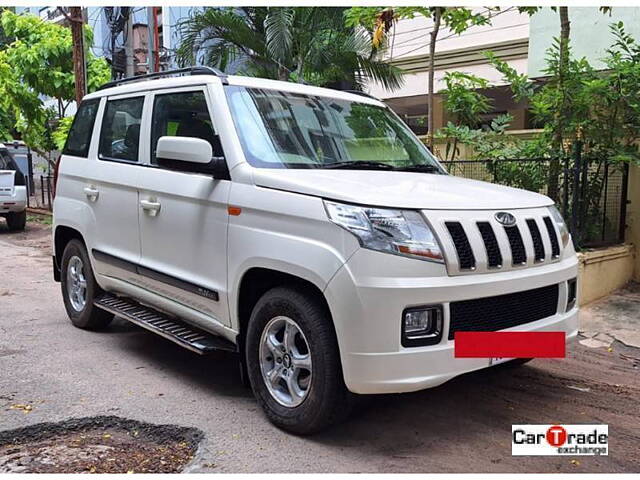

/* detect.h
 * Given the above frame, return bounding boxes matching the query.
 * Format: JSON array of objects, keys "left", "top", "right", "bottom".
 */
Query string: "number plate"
[{"left": 489, "top": 357, "right": 513, "bottom": 366}]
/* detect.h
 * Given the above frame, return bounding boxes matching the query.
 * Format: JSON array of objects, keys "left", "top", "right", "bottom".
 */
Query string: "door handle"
[
  {"left": 83, "top": 185, "right": 99, "bottom": 201},
  {"left": 140, "top": 199, "right": 161, "bottom": 216}
]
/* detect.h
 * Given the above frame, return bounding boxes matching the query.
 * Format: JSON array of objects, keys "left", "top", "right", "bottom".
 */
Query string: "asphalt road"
[{"left": 1, "top": 220, "right": 639, "bottom": 473}]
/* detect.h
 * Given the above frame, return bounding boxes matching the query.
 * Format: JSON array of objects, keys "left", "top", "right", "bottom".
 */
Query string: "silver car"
[{"left": 0, "top": 143, "right": 27, "bottom": 231}]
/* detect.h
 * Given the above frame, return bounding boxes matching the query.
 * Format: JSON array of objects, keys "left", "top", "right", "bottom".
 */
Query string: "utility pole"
[
  {"left": 125, "top": 11, "right": 134, "bottom": 77},
  {"left": 153, "top": 7, "right": 160, "bottom": 72},
  {"left": 68, "top": 7, "right": 87, "bottom": 105},
  {"left": 146, "top": 7, "right": 156, "bottom": 73}
]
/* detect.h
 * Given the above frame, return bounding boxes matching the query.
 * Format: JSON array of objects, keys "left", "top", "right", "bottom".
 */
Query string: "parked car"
[
  {"left": 0, "top": 143, "right": 27, "bottom": 231},
  {"left": 52, "top": 68, "right": 579, "bottom": 434}
]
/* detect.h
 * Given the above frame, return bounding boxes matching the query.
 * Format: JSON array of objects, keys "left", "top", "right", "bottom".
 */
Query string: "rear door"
[
  {"left": 75, "top": 94, "right": 145, "bottom": 284},
  {"left": 136, "top": 86, "right": 231, "bottom": 326}
]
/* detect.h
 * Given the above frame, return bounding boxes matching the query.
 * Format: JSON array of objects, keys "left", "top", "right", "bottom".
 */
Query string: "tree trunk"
[
  {"left": 69, "top": 7, "right": 86, "bottom": 105},
  {"left": 548, "top": 6, "right": 570, "bottom": 202},
  {"left": 427, "top": 8, "right": 442, "bottom": 150}
]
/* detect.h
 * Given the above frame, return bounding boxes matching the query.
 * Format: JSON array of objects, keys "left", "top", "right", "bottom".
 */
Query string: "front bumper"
[
  {"left": 0, "top": 186, "right": 27, "bottom": 214},
  {"left": 324, "top": 248, "right": 579, "bottom": 394}
]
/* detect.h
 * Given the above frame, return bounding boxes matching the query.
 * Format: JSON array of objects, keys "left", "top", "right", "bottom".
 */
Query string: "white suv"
[
  {"left": 0, "top": 143, "right": 27, "bottom": 231},
  {"left": 53, "top": 67, "right": 578, "bottom": 434}
]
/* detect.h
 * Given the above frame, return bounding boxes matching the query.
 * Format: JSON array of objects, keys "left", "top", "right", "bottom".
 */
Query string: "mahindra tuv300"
[{"left": 52, "top": 68, "right": 578, "bottom": 434}]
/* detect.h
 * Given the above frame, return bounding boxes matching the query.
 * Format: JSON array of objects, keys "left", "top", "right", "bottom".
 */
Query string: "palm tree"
[{"left": 176, "top": 7, "right": 403, "bottom": 91}]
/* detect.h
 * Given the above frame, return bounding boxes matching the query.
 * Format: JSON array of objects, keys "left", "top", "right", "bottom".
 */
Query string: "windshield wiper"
[
  {"left": 393, "top": 164, "right": 442, "bottom": 174},
  {"left": 319, "top": 161, "right": 395, "bottom": 170}
]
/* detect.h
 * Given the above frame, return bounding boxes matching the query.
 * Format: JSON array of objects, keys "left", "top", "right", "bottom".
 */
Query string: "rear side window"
[
  {"left": 0, "top": 149, "right": 26, "bottom": 185},
  {"left": 63, "top": 99, "right": 99, "bottom": 157},
  {"left": 0, "top": 149, "right": 16, "bottom": 170},
  {"left": 99, "top": 97, "right": 144, "bottom": 162},
  {"left": 150, "top": 91, "right": 222, "bottom": 164}
]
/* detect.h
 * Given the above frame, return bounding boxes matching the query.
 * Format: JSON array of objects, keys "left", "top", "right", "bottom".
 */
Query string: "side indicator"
[{"left": 228, "top": 206, "right": 242, "bottom": 216}]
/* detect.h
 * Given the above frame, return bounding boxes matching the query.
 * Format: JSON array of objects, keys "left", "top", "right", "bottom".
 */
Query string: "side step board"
[{"left": 94, "top": 293, "right": 236, "bottom": 355}]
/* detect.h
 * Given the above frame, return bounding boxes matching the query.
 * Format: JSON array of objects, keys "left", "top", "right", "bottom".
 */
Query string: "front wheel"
[
  {"left": 245, "top": 286, "right": 352, "bottom": 435},
  {"left": 60, "top": 239, "right": 113, "bottom": 330}
]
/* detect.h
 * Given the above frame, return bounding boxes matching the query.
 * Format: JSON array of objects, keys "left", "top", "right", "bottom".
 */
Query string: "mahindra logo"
[{"left": 495, "top": 212, "right": 516, "bottom": 226}]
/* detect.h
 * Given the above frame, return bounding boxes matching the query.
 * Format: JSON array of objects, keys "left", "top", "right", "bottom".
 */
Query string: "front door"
[{"left": 136, "top": 87, "right": 231, "bottom": 326}]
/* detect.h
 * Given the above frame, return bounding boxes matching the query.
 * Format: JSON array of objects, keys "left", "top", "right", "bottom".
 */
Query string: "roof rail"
[
  {"left": 342, "top": 90, "right": 379, "bottom": 101},
  {"left": 97, "top": 66, "right": 227, "bottom": 91}
]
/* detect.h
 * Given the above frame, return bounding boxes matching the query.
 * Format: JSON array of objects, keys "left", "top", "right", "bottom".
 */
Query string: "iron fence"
[
  {"left": 27, "top": 175, "right": 54, "bottom": 211},
  {"left": 441, "top": 157, "right": 628, "bottom": 248}
]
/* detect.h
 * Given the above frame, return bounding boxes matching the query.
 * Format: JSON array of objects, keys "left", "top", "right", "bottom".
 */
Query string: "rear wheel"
[
  {"left": 6, "top": 211, "right": 26, "bottom": 231},
  {"left": 245, "top": 286, "right": 352, "bottom": 435},
  {"left": 60, "top": 239, "right": 113, "bottom": 330}
]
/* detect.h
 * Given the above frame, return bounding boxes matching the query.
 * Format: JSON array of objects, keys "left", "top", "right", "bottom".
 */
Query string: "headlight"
[
  {"left": 548, "top": 205, "right": 570, "bottom": 247},
  {"left": 324, "top": 200, "right": 444, "bottom": 262}
]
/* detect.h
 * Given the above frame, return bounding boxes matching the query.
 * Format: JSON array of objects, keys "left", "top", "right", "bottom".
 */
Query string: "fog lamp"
[{"left": 401, "top": 306, "right": 443, "bottom": 347}]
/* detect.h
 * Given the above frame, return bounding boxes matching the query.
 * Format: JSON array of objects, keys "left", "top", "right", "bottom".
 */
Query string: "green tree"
[
  {"left": 345, "top": 7, "right": 491, "bottom": 149},
  {"left": 176, "top": 7, "right": 403, "bottom": 91},
  {"left": 0, "top": 10, "right": 110, "bottom": 154},
  {"left": 435, "top": 71, "right": 491, "bottom": 161}
]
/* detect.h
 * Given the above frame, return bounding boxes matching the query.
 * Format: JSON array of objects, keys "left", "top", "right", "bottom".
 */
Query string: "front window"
[
  {"left": 225, "top": 86, "right": 443, "bottom": 172},
  {"left": 150, "top": 90, "right": 223, "bottom": 164}
]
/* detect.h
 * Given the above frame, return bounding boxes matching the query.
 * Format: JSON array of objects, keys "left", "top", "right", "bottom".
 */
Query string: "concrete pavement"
[{"left": 1, "top": 221, "right": 639, "bottom": 473}]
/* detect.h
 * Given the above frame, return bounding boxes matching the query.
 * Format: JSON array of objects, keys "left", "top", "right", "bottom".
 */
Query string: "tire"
[
  {"left": 245, "top": 286, "right": 352, "bottom": 435},
  {"left": 60, "top": 239, "right": 113, "bottom": 330},
  {"left": 6, "top": 211, "right": 26, "bottom": 231}
]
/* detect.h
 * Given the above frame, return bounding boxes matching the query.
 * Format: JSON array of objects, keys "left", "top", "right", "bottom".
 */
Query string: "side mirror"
[
  {"left": 157, "top": 136, "right": 212, "bottom": 164},
  {"left": 156, "top": 136, "right": 229, "bottom": 179}
]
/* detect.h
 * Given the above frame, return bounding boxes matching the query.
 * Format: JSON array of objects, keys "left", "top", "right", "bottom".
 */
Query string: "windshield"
[{"left": 225, "top": 86, "right": 444, "bottom": 172}]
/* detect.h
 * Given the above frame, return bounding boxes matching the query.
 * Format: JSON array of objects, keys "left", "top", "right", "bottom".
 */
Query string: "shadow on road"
[{"left": 102, "top": 317, "right": 251, "bottom": 399}]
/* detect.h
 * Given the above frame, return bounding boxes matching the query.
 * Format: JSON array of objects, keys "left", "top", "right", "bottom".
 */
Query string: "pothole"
[{"left": 0, "top": 416, "right": 203, "bottom": 473}]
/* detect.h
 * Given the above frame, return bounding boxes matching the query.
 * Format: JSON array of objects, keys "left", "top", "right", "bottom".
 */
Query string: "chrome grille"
[
  {"left": 434, "top": 208, "right": 564, "bottom": 275},
  {"left": 526, "top": 219, "right": 546, "bottom": 262},
  {"left": 504, "top": 225, "right": 527, "bottom": 265},
  {"left": 543, "top": 216, "right": 561, "bottom": 258},
  {"left": 445, "top": 221, "right": 475, "bottom": 270},
  {"left": 476, "top": 221, "right": 502, "bottom": 268}
]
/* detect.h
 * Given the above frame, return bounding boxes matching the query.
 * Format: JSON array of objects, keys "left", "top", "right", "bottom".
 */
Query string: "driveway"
[{"left": 1, "top": 220, "right": 639, "bottom": 473}]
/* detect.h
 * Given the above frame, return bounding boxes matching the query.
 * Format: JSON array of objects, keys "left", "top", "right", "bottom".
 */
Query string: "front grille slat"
[
  {"left": 445, "top": 222, "right": 476, "bottom": 270},
  {"left": 504, "top": 225, "right": 527, "bottom": 265},
  {"left": 477, "top": 222, "right": 502, "bottom": 268},
  {"left": 526, "top": 219, "right": 546, "bottom": 262},
  {"left": 543, "top": 216, "right": 561, "bottom": 258},
  {"left": 448, "top": 284, "right": 559, "bottom": 340}
]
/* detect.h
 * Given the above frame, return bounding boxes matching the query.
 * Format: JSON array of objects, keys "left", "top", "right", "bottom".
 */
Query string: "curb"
[{"left": 26, "top": 207, "right": 52, "bottom": 216}]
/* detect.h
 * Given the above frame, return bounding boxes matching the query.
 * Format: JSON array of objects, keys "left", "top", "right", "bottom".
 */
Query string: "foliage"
[
  {"left": 441, "top": 72, "right": 491, "bottom": 128},
  {"left": 176, "top": 7, "right": 403, "bottom": 91},
  {"left": 435, "top": 71, "right": 491, "bottom": 161},
  {"left": 52, "top": 115, "right": 74, "bottom": 151},
  {"left": 345, "top": 7, "right": 491, "bottom": 148},
  {"left": 487, "top": 22, "right": 640, "bottom": 166},
  {"left": 0, "top": 11, "right": 110, "bottom": 153},
  {"left": 484, "top": 51, "right": 533, "bottom": 102},
  {"left": 441, "top": 21, "right": 640, "bottom": 246},
  {"left": 344, "top": 7, "right": 490, "bottom": 45}
]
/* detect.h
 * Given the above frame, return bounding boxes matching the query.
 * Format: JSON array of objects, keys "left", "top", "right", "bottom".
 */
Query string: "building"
[
  {"left": 366, "top": 7, "right": 640, "bottom": 136},
  {"left": 15, "top": 6, "right": 197, "bottom": 77}
]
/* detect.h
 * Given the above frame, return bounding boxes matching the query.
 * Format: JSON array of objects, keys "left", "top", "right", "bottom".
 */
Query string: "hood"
[{"left": 252, "top": 169, "right": 554, "bottom": 210}]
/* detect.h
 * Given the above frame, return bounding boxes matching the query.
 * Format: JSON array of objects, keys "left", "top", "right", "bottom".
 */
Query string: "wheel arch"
[
  {"left": 235, "top": 267, "right": 335, "bottom": 353},
  {"left": 53, "top": 225, "right": 86, "bottom": 282}
]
